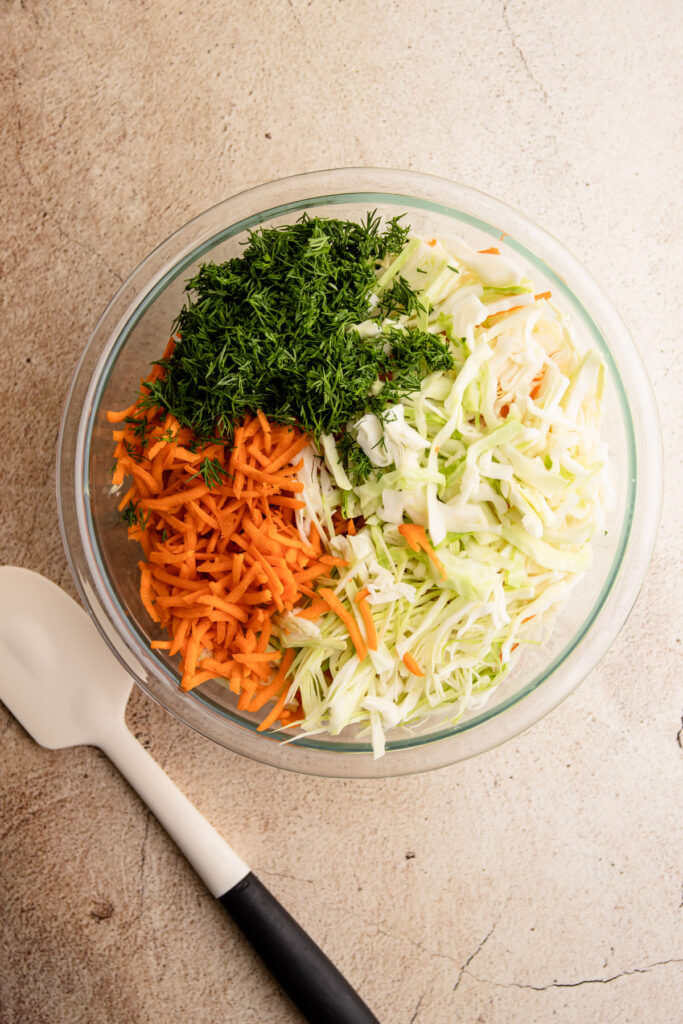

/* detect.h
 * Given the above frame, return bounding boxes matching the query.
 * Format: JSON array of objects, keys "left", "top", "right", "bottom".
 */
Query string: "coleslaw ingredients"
[
  {"left": 108, "top": 387, "right": 347, "bottom": 725},
  {"left": 142, "top": 214, "right": 453, "bottom": 477},
  {"left": 111, "top": 220, "right": 608, "bottom": 758}
]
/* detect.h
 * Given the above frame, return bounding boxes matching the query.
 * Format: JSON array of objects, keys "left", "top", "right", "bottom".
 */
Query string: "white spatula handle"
[
  {"left": 99, "top": 725, "right": 249, "bottom": 897},
  {"left": 99, "top": 725, "right": 380, "bottom": 1022}
]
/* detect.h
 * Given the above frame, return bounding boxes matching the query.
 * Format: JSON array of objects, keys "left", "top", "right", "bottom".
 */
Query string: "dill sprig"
[
  {"left": 145, "top": 213, "right": 454, "bottom": 464},
  {"left": 188, "top": 456, "right": 232, "bottom": 488},
  {"left": 336, "top": 434, "right": 373, "bottom": 486},
  {"left": 120, "top": 500, "right": 149, "bottom": 530}
]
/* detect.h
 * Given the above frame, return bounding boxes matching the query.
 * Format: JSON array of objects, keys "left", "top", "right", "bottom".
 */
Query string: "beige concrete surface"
[{"left": 1, "top": 1, "right": 682, "bottom": 1022}]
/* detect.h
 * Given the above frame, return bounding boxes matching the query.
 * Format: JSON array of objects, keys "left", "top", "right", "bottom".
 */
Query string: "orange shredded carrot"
[
  {"left": 232, "top": 460, "right": 305, "bottom": 491},
  {"left": 296, "top": 598, "right": 329, "bottom": 622},
  {"left": 233, "top": 651, "right": 281, "bottom": 664},
  {"left": 398, "top": 523, "right": 446, "bottom": 579},
  {"left": 106, "top": 404, "right": 138, "bottom": 423},
  {"left": 117, "top": 485, "right": 136, "bottom": 512},
  {"left": 142, "top": 483, "right": 210, "bottom": 509},
  {"left": 107, "top": 384, "right": 351, "bottom": 729},
  {"left": 256, "top": 408, "right": 271, "bottom": 444},
  {"left": 256, "top": 688, "right": 290, "bottom": 732},
  {"left": 402, "top": 652, "right": 424, "bottom": 676},
  {"left": 357, "top": 596, "right": 378, "bottom": 651},
  {"left": 482, "top": 305, "right": 525, "bottom": 324},
  {"left": 248, "top": 648, "right": 296, "bottom": 713},
  {"left": 318, "top": 588, "right": 368, "bottom": 662},
  {"left": 477, "top": 246, "right": 500, "bottom": 255},
  {"left": 268, "top": 495, "right": 306, "bottom": 511},
  {"left": 530, "top": 369, "right": 545, "bottom": 400},
  {"left": 534, "top": 290, "right": 552, "bottom": 301},
  {"left": 139, "top": 564, "right": 160, "bottom": 622},
  {"left": 264, "top": 435, "right": 311, "bottom": 474}
]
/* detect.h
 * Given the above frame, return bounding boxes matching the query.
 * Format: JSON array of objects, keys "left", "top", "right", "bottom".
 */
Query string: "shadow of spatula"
[{"left": 0, "top": 566, "right": 379, "bottom": 1024}]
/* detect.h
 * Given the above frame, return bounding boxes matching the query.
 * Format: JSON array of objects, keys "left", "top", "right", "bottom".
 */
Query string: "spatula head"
[{"left": 0, "top": 567, "right": 132, "bottom": 749}]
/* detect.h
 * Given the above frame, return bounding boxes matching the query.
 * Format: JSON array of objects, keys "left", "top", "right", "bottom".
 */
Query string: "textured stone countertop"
[{"left": 1, "top": 2, "right": 681, "bottom": 1022}]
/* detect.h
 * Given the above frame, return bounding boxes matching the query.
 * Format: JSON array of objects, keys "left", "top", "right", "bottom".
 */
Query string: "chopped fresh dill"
[
  {"left": 145, "top": 213, "right": 454, "bottom": 473},
  {"left": 336, "top": 433, "right": 374, "bottom": 485},
  {"left": 378, "top": 275, "right": 426, "bottom": 320},
  {"left": 188, "top": 456, "right": 232, "bottom": 488},
  {"left": 120, "top": 500, "right": 149, "bottom": 530},
  {"left": 118, "top": 437, "right": 149, "bottom": 465},
  {"left": 124, "top": 415, "right": 148, "bottom": 441}
]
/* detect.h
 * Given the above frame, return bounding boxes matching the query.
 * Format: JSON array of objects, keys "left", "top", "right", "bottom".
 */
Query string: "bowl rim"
[{"left": 57, "top": 167, "right": 663, "bottom": 778}]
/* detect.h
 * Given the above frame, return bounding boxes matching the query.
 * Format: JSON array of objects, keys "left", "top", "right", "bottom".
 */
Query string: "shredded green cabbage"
[{"left": 273, "top": 235, "right": 608, "bottom": 757}]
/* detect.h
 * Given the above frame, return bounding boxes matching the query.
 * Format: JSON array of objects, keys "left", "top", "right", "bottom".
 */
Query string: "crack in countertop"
[
  {"left": 453, "top": 900, "right": 508, "bottom": 992},
  {"left": 501, "top": 1, "right": 550, "bottom": 105},
  {"left": 468, "top": 956, "right": 683, "bottom": 992}
]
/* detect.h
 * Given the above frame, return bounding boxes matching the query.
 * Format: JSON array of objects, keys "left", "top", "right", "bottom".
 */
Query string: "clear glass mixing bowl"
[{"left": 57, "top": 168, "right": 662, "bottom": 778}]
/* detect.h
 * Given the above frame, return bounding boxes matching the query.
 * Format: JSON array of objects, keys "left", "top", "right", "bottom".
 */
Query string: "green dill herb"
[
  {"left": 120, "top": 500, "right": 149, "bottom": 530},
  {"left": 146, "top": 213, "right": 454, "bottom": 471},
  {"left": 124, "top": 415, "right": 147, "bottom": 439},
  {"left": 122, "top": 417, "right": 149, "bottom": 456},
  {"left": 378, "top": 275, "right": 427, "bottom": 320},
  {"left": 122, "top": 438, "right": 143, "bottom": 462},
  {"left": 188, "top": 456, "right": 232, "bottom": 488},
  {"left": 336, "top": 434, "right": 374, "bottom": 485}
]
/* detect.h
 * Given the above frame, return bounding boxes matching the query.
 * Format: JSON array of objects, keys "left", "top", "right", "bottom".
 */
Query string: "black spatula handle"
[{"left": 219, "top": 872, "right": 380, "bottom": 1023}]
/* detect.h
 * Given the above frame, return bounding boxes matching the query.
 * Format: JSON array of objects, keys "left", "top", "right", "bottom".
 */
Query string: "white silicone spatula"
[{"left": 0, "top": 566, "right": 378, "bottom": 1024}]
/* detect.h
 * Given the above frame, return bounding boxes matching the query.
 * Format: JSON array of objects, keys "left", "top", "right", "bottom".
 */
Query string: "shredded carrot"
[
  {"left": 117, "top": 485, "right": 136, "bottom": 512},
  {"left": 107, "top": 390, "right": 348, "bottom": 726},
  {"left": 257, "top": 687, "right": 290, "bottom": 732},
  {"left": 398, "top": 523, "right": 446, "bottom": 579},
  {"left": 139, "top": 564, "right": 160, "bottom": 622},
  {"left": 249, "top": 648, "right": 296, "bottom": 713},
  {"left": 106, "top": 403, "right": 138, "bottom": 423},
  {"left": 357, "top": 596, "right": 378, "bottom": 651},
  {"left": 402, "top": 652, "right": 424, "bottom": 676},
  {"left": 296, "top": 598, "right": 329, "bottom": 621},
  {"left": 482, "top": 305, "right": 525, "bottom": 324},
  {"left": 534, "top": 290, "right": 552, "bottom": 301},
  {"left": 529, "top": 368, "right": 545, "bottom": 400},
  {"left": 477, "top": 246, "right": 500, "bottom": 255},
  {"left": 318, "top": 588, "right": 368, "bottom": 662}
]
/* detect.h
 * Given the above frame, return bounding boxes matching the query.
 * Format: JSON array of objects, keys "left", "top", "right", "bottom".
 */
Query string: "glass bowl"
[{"left": 57, "top": 168, "right": 662, "bottom": 778}]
